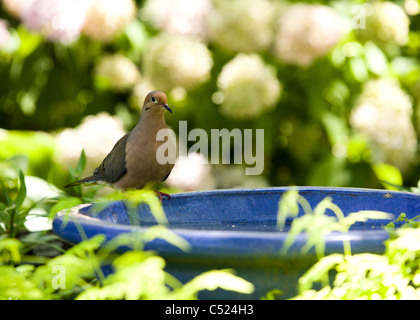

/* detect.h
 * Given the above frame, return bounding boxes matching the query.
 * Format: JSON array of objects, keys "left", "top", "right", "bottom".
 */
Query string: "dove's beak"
[{"left": 163, "top": 104, "right": 172, "bottom": 113}]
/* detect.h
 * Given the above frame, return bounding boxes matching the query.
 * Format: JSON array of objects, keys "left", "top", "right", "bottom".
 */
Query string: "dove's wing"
[{"left": 94, "top": 132, "right": 130, "bottom": 183}]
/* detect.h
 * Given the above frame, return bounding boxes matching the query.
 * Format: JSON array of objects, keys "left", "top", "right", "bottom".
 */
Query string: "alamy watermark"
[
  {"left": 156, "top": 121, "right": 265, "bottom": 175},
  {"left": 51, "top": 265, "right": 66, "bottom": 290},
  {"left": 352, "top": 4, "right": 366, "bottom": 30}
]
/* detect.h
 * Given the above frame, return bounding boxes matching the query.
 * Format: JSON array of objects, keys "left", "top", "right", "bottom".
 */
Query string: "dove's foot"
[{"left": 154, "top": 190, "right": 171, "bottom": 202}]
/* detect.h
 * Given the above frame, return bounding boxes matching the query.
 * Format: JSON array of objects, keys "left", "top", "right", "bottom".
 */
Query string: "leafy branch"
[
  {"left": 275, "top": 190, "right": 420, "bottom": 300},
  {"left": 277, "top": 189, "right": 392, "bottom": 258}
]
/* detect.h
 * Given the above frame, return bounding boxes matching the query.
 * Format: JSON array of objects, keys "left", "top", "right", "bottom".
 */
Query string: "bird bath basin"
[{"left": 52, "top": 187, "right": 420, "bottom": 299}]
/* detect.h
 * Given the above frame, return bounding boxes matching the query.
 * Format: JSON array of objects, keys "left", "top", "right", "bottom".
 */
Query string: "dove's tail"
[{"left": 64, "top": 175, "right": 99, "bottom": 188}]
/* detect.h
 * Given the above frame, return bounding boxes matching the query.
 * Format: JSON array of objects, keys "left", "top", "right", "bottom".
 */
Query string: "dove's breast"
[{"left": 113, "top": 120, "right": 175, "bottom": 189}]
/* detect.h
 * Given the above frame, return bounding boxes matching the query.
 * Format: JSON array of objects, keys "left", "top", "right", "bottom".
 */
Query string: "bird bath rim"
[{"left": 52, "top": 186, "right": 419, "bottom": 257}]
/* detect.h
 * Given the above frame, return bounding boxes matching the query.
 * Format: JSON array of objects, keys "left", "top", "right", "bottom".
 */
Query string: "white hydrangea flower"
[
  {"left": 207, "top": 0, "right": 275, "bottom": 52},
  {"left": 130, "top": 79, "right": 156, "bottom": 110},
  {"left": 350, "top": 79, "right": 417, "bottom": 171},
  {"left": 140, "top": 0, "right": 211, "bottom": 40},
  {"left": 2, "top": 0, "right": 35, "bottom": 18},
  {"left": 358, "top": 2, "right": 410, "bottom": 45},
  {"left": 405, "top": 0, "right": 420, "bottom": 16},
  {"left": 94, "top": 53, "right": 140, "bottom": 91},
  {"left": 0, "top": 20, "right": 10, "bottom": 48},
  {"left": 55, "top": 112, "right": 126, "bottom": 174},
  {"left": 216, "top": 53, "right": 281, "bottom": 120},
  {"left": 21, "top": 0, "right": 90, "bottom": 43},
  {"left": 166, "top": 153, "right": 215, "bottom": 191},
  {"left": 212, "top": 165, "right": 268, "bottom": 189},
  {"left": 142, "top": 33, "right": 213, "bottom": 91},
  {"left": 274, "top": 4, "right": 343, "bottom": 67},
  {"left": 82, "top": 0, "right": 136, "bottom": 42}
]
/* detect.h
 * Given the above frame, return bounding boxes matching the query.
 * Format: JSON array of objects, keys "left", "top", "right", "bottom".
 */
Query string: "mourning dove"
[{"left": 65, "top": 91, "right": 175, "bottom": 200}]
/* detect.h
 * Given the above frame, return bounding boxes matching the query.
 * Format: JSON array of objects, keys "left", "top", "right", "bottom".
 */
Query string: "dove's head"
[{"left": 143, "top": 91, "right": 172, "bottom": 114}]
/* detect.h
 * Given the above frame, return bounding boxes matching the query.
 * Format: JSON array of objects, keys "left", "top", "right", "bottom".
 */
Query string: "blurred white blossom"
[
  {"left": 358, "top": 2, "right": 409, "bottom": 45},
  {"left": 166, "top": 153, "right": 215, "bottom": 191},
  {"left": 0, "top": 20, "right": 10, "bottom": 48},
  {"left": 21, "top": 0, "right": 90, "bottom": 43},
  {"left": 405, "top": 0, "right": 420, "bottom": 15},
  {"left": 274, "top": 4, "right": 343, "bottom": 67},
  {"left": 141, "top": 0, "right": 211, "bottom": 40},
  {"left": 350, "top": 79, "right": 417, "bottom": 171},
  {"left": 142, "top": 33, "right": 213, "bottom": 91},
  {"left": 2, "top": 0, "right": 35, "bottom": 18},
  {"left": 212, "top": 165, "right": 269, "bottom": 189},
  {"left": 82, "top": 0, "right": 136, "bottom": 42},
  {"left": 56, "top": 112, "right": 126, "bottom": 174},
  {"left": 207, "top": 0, "right": 275, "bottom": 52},
  {"left": 130, "top": 79, "right": 156, "bottom": 110},
  {"left": 215, "top": 53, "right": 281, "bottom": 120},
  {"left": 94, "top": 53, "right": 140, "bottom": 91}
]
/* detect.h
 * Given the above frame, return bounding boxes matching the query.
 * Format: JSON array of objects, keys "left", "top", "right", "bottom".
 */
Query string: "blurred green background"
[{"left": 1, "top": 0, "right": 420, "bottom": 193}]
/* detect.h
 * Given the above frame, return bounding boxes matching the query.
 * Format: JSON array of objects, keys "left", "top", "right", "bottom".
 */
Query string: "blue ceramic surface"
[{"left": 52, "top": 187, "right": 420, "bottom": 299}]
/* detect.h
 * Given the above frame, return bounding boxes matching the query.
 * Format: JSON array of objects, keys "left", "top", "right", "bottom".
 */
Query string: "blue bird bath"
[{"left": 52, "top": 187, "right": 420, "bottom": 299}]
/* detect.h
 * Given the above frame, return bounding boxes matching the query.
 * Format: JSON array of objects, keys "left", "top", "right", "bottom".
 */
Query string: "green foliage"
[
  {"left": 0, "top": 170, "right": 30, "bottom": 237},
  {"left": 274, "top": 190, "right": 420, "bottom": 300},
  {"left": 372, "top": 163, "right": 403, "bottom": 191},
  {"left": 384, "top": 212, "right": 420, "bottom": 239},
  {"left": 0, "top": 166, "right": 254, "bottom": 300},
  {"left": 293, "top": 227, "right": 420, "bottom": 299},
  {"left": 0, "top": 131, "right": 56, "bottom": 180},
  {"left": 0, "top": 227, "right": 254, "bottom": 300},
  {"left": 0, "top": 234, "right": 105, "bottom": 300},
  {"left": 168, "top": 269, "right": 254, "bottom": 300},
  {"left": 1, "top": 0, "right": 420, "bottom": 190},
  {"left": 76, "top": 251, "right": 173, "bottom": 300},
  {"left": 69, "top": 149, "right": 86, "bottom": 184},
  {"left": 0, "top": 238, "right": 22, "bottom": 264},
  {"left": 49, "top": 197, "right": 83, "bottom": 219},
  {"left": 3, "top": 158, "right": 420, "bottom": 300},
  {"left": 78, "top": 252, "right": 254, "bottom": 300},
  {"left": 2, "top": 0, "right": 420, "bottom": 300},
  {"left": 277, "top": 190, "right": 392, "bottom": 258}
]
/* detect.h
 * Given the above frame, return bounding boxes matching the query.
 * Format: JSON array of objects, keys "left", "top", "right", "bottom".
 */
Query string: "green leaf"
[
  {"left": 349, "top": 57, "right": 368, "bottom": 82},
  {"left": 372, "top": 163, "right": 403, "bottom": 191},
  {"left": 321, "top": 112, "right": 349, "bottom": 146},
  {"left": 261, "top": 289, "right": 284, "bottom": 300},
  {"left": 391, "top": 57, "right": 420, "bottom": 77},
  {"left": 143, "top": 225, "right": 191, "bottom": 252},
  {"left": 15, "top": 25, "right": 43, "bottom": 59},
  {"left": 297, "top": 253, "right": 344, "bottom": 294},
  {"left": 107, "top": 189, "right": 168, "bottom": 226},
  {"left": 76, "top": 252, "right": 170, "bottom": 300},
  {"left": 14, "top": 170, "right": 27, "bottom": 209},
  {"left": 66, "top": 234, "right": 106, "bottom": 257},
  {"left": 49, "top": 197, "right": 83, "bottom": 219},
  {"left": 0, "top": 238, "right": 22, "bottom": 264},
  {"left": 364, "top": 42, "right": 389, "bottom": 76},
  {"left": 171, "top": 269, "right": 254, "bottom": 299},
  {"left": 277, "top": 189, "right": 301, "bottom": 230},
  {"left": 123, "top": 20, "right": 149, "bottom": 59},
  {"left": 0, "top": 181, "right": 12, "bottom": 207},
  {"left": 74, "top": 150, "right": 87, "bottom": 177},
  {"left": 344, "top": 210, "right": 393, "bottom": 227}
]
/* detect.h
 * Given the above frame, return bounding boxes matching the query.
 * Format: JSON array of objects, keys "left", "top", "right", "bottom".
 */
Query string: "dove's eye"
[{"left": 151, "top": 96, "right": 158, "bottom": 103}]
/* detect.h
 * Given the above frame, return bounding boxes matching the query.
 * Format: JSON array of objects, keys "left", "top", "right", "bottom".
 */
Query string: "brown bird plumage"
[{"left": 65, "top": 91, "right": 175, "bottom": 196}]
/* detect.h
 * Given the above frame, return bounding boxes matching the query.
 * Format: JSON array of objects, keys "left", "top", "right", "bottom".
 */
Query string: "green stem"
[
  {"left": 297, "top": 196, "right": 313, "bottom": 215},
  {"left": 328, "top": 202, "right": 352, "bottom": 256},
  {"left": 9, "top": 207, "right": 16, "bottom": 238},
  {"left": 74, "top": 222, "right": 106, "bottom": 285}
]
